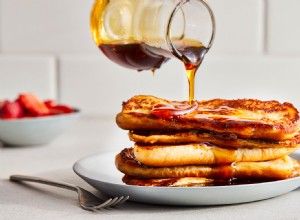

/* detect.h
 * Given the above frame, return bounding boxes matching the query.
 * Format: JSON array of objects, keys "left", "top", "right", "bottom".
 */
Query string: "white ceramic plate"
[{"left": 73, "top": 151, "right": 300, "bottom": 206}]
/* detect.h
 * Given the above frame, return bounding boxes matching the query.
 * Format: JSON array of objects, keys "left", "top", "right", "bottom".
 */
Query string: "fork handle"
[{"left": 10, "top": 175, "right": 79, "bottom": 192}]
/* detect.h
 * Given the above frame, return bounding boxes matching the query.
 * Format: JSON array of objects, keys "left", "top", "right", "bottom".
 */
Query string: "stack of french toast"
[{"left": 115, "top": 95, "right": 300, "bottom": 186}]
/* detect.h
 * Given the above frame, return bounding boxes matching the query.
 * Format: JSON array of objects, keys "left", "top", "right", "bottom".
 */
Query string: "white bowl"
[{"left": 0, "top": 109, "right": 80, "bottom": 146}]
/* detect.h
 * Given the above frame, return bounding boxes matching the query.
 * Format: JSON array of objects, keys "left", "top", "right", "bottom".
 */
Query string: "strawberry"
[
  {"left": 49, "top": 105, "right": 73, "bottom": 115},
  {"left": 0, "top": 100, "right": 5, "bottom": 109},
  {"left": 44, "top": 100, "right": 73, "bottom": 115},
  {"left": 18, "top": 93, "right": 50, "bottom": 116},
  {"left": 0, "top": 100, "right": 24, "bottom": 119},
  {"left": 44, "top": 100, "right": 56, "bottom": 108}
]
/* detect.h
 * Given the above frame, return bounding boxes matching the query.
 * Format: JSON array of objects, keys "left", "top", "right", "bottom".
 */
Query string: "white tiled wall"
[
  {"left": 208, "top": 0, "right": 264, "bottom": 55},
  {"left": 0, "top": 56, "right": 56, "bottom": 100},
  {"left": 0, "top": 0, "right": 300, "bottom": 116},
  {"left": 1, "top": 0, "right": 95, "bottom": 53},
  {"left": 267, "top": 0, "right": 300, "bottom": 54}
]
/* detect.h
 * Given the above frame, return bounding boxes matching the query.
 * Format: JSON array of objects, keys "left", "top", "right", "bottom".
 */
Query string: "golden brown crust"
[
  {"left": 129, "top": 131, "right": 300, "bottom": 148},
  {"left": 116, "top": 95, "right": 300, "bottom": 141},
  {"left": 122, "top": 175, "right": 214, "bottom": 187},
  {"left": 122, "top": 175, "right": 293, "bottom": 187},
  {"left": 133, "top": 144, "right": 299, "bottom": 166},
  {"left": 115, "top": 148, "right": 300, "bottom": 180}
]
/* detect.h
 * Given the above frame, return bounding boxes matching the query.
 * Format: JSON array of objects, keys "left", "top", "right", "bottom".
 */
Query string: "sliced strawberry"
[
  {"left": 49, "top": 105, "right": 73, "bottom": 115},
  {"left": 44, "top": 100, "right": 56, "bottom": 108},
  {"left": 0, "top": 100, "right": 24, "bottom": 119},
  {"left": 0, "top": 100, "right": 6, "bottom": 110},
  {"left": 18, "top": 93, "right": 50, "bottom": 116}
]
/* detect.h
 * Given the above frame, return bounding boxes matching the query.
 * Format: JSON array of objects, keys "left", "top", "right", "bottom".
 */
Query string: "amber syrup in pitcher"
[{"left": 99, "top": 42, "right": 170, "bottom": 72}]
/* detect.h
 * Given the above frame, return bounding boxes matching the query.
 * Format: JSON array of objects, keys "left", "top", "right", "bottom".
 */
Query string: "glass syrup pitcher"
[{"left": 90, "top": 0, "right": 215, "bottom": 102}]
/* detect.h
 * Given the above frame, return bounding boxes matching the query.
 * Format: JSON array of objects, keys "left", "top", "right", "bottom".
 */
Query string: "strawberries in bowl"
[
  {"left": 0, "top": 93, "right": 80, "bottom": 146},
  {"left": 0, "top": 93, "right": 76, "bottom": 119}
]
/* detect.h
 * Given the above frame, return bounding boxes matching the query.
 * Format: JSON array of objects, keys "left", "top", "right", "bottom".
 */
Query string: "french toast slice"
[
  {"left": 133, "top": 143, "right": 299, "bottom": 166},
  {"left": 115, "top": 148, "right": 300, "bottom": 180},
  {"left": 129, "top": 131, "right": 300, "bottom": 148},
  {"left": 116, "top": 95, "right": 300, "bottom": 141},
  {"left": 122, "top": 175, "right": 214, "bottom": 187}
]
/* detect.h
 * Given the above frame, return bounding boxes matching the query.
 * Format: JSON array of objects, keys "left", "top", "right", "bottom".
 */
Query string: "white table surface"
[{"left": 1, "top": 117, "right": 300, "bottom": 220}]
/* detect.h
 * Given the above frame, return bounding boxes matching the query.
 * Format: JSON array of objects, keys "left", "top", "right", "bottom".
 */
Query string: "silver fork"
[{"left": 10, "top": 175, "right": 129, "bottom": 211}]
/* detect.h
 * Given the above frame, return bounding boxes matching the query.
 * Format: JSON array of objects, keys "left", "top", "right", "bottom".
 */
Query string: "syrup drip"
[
  {"left": 150, "top": 43, "right": 207, "bottom": 117},
  {"left": 151, "top": 68, "right": 156, "bottom": 76},
  {"left": 151, "top": 101, "right": 198, "bottom": 117},
  {"left": 186, "top": 65, "right": 198, "bottom": 104},
  {"left": 177, "top": 45, "right": 207, "bottom": 103}
]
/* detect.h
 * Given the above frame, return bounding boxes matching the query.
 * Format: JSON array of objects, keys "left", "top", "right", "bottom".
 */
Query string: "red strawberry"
[
  {"left": 44, "top": 100, "right": 56, "bottom": 108},
  {"left": 0, "top": 100, "right": 5, "bottom": 109},
  {"left": 44, "top": 100, "right": 73, "bottom": 115},
  {"left": 18, "top": 93, "right": 50, "bottom": 116},
  {"left": 0, "top": 100, "right": 24, "bottom": 119},
  {"left": 49, "top": 105, "right": 73, "bottom": 115}
]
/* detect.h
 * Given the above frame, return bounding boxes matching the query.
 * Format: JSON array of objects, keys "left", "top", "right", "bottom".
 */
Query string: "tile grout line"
[
  {"left": 54, "top": 56, "right": 61, "bottom": 102},
  {"left": 262, "top": 0, "right": 269, "bottom": 55}
]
